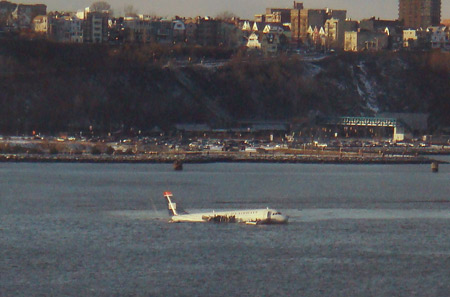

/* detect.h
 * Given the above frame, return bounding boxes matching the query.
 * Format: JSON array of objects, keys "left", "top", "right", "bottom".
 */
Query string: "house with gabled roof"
[
  {"left": 246, "top": 32, "right": 261, "bottom": 49},
  {"left": 429, "top": 26, "right": 449, "bottom": 49},
  {"left": 252, "top": 22, "right": 265, "bottom": 32},
  {"left": 241, "top": 20, "right": 252, "bottom": 31},
  {"left": 172, "top": 19, "right": 186, "bottom": 42},
  {"left": 261, "top": 31, "right": 280, "bottom": 54},
  {"left": 246, "top": 27, "right": 284, "bottom": 54},
  {"left": 263, "top": 24, "right": 284, "bottom": 34},
  {"left": 305, "top": 25, "right": 326, "bottom": 48}
]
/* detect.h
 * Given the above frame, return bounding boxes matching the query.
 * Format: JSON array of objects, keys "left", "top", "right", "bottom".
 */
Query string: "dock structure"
[
  {"left": 333, "top": 117, "right": 398, "bottom": 127},
  {"left": 0, "top": 151, "right": 435, "bottom": 164},
  {"left": 322, "top": 116, "right": 405, "bottom": 142}
]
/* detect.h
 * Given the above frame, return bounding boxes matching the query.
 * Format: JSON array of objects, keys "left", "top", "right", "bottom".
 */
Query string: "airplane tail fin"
[{"left": 164, "top": 191, "right": 188, "bottom": 216}]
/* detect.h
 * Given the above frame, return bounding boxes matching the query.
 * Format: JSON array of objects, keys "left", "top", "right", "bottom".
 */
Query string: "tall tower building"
[{"left": 399, "top": 0, "right": 441, "bottom": 29}]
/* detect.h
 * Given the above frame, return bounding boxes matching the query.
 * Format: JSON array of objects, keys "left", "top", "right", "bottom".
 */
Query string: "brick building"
[{"left": 399, "top": 0, "right": 441, "bottom": 29}]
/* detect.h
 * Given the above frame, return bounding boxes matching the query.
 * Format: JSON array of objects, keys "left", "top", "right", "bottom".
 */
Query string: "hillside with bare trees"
[{"left": 0, "top": 40, "right": 449, "bottom": 135}]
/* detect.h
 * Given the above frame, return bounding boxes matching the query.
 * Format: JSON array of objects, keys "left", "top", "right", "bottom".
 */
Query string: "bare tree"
[
  {"left": 90, "top": 1, "right": 111, "bottom": 12},
  {"left": 124, "top": 5, "right": 138, "bottom": 17},
  {"left": 215, "top": 11, "right": 238, "bottom": 22}
]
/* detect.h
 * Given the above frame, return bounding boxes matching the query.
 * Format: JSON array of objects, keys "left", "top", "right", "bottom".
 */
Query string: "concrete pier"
[{"left": 0, "top": 152, "right": 440, "bottom": 165}]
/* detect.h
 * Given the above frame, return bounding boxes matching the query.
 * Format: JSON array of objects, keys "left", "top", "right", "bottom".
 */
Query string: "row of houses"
[
  {"left": 245, "top": 1, "right": 449, "bottom": 52},
  {"left": 1, "top": 1, "right": 449, "bottom": 52},
  {"left": 32, "top": 13, "right": 243, "bottom": 47},
  {"left": 108, "top": 16, "right": 242, "bottom": 47},
  {"left": 0, "top": 2, "right": 242, "bottom": 46},
  {"left": 245, "top": 4, "right": 449, "bottom": 53},
  {"left": 344, "top": 21, "right": 449, "bottom": 51},
  {"left": 244, "top": 20, "right": 448, "bottom": 53}
]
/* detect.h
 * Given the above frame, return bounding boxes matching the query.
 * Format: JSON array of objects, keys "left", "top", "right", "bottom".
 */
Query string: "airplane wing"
[{"left": 202, "top": 214, "right": 237, "bottom": 223}]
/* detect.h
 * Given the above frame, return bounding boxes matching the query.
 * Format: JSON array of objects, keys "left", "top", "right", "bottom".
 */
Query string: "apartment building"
[
  {"left": 399, "top": 0, "right": 441, "bottom": 28},
  {"left": 196, "top": 17, "right": 218, "bottom": 46},
  {"left": 291, "top": 6, "right": 346, "bottom": 44},
  {"left": 345, "top": 31, "right": 389, "bottom": 51},
  {"left": 324, "top": 18, "right": 358, "bottom": 49},
  {"left": 11, "top": 3, "right": 46, "bottom": 29},
  {"left": 84, "top": 11, "right": 108, "bottom": 43}
]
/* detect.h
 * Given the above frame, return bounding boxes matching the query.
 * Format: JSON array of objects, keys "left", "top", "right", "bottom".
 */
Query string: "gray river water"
[{"left": 1, "top": 162, "right": 449, "bottom": 296}]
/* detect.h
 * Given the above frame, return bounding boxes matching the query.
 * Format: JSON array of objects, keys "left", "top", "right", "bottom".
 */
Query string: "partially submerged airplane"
[{"left": 164, "top": 191, "right": 288, "bottom": 225}]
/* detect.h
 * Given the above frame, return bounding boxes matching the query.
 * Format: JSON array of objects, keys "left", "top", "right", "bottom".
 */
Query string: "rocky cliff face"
[{"left": 0, "top": 41, "right": 449, "bottom": 134}]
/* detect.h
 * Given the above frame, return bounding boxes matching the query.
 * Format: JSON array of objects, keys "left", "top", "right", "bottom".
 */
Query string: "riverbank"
[{"left": 0, "top": 152, "right": 444, "bottom": 164}]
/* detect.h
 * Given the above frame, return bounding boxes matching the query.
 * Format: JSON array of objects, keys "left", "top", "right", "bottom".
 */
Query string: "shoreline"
[{"left": 0, "top": 153, "right": 446, "bottom": 165}]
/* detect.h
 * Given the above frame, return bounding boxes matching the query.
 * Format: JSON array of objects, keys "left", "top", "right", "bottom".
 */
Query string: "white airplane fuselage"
[{"left": 164, "top": 192, "right": 288, "bottom": 225}]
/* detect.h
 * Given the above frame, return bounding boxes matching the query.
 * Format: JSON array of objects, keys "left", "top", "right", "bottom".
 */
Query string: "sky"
[{"left": 16, "top": 0, "right": 450, "bottom": 20}]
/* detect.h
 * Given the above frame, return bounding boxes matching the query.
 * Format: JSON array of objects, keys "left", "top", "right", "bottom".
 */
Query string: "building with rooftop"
[
  {"left": 291, "top": 6, "right": 346, "bottom": 45},
  {"left": 83, "top": 11, "right": 108, "bottom": 43},
  {"left": 399, "top": 0, "right": 441, "bottom": 29},
  {"left": 11, "top": 3, "right": 46, "bottom": 29},
  {"left": 32, "top": 15, "right": 48, "bottom": 34},
  {"left": 345, "top": 30, "right": 389, "bottom": 51}
]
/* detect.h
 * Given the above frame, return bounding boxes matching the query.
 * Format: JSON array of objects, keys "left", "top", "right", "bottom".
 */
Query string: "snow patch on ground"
[
  {"left": 303, "top": 62, "right": 323, "bottom": 77},
  {"left": 397, "top": 57, "right": 409, "bottom": 70},
  {"left": 333, "top": 79, "right": 347, "bottom": 91},
  {"left": 355, "top": 61, "right": 380, "bottom": 113}
]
